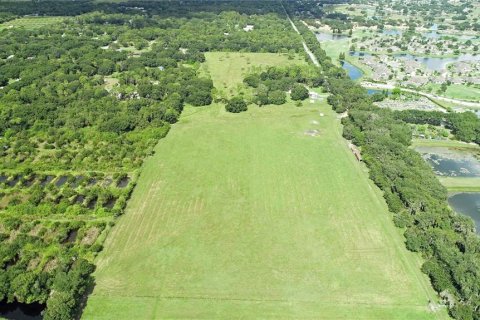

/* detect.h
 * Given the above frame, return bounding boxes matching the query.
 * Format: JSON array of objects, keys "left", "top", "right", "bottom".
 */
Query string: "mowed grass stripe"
[{"left": 82, "top": 53, "right": 448, "bottom": 319}]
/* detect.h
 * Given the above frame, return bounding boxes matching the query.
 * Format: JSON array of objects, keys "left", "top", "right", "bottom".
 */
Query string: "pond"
[
  {"left": 7, "top": 176, "right": 21, "bottom": 187},
  {"left": 70, "top": 175, "right": 84, "bottom": 188},
  {"left": 22, "top": 175, "right": 36, "bottom": 187},
  {"left": 422, "top": 24, "right": 476, "bottom": 40},
  {"left": 341, "top": 61, "right": 363, "bottom": 80},
  {"left": 448, "top": 193, "right": 480, "bottom": 234},
  {"left": 315, "top": 32, "right": 349, "bottom": 41},
  {"left": 116, "top": 176, "right": 130, "bottom": 188},
  {"left": 349, "top": 51, "right": 480, "bottom": 71},
  {"left": 416, "top": 146, "right": 480, "bottom": 177},
  {"left": 394, "top": 53, "right": 480, "bottom": 71},
  {"left": 74, "top": 195, "right": 85, "bottom": 205},
  {"left": 65, "top": 229, "right": 78, "bottom": 243},
  {"left": 423, "top": 30, "right": 439, "bottom": 39},
  {"left": 382, "top": 29, "right": 402, "bottom": 36},
  {"left": 86, "top": 197, "right": 97, "bottom": 209},
  {"left": 0, "top": 301, "right": 44, "bottom": 320},
  {"left": 39, "top": 175, "right": 54, "bottom": 187},
  {"left": 55, "top": 176, "right": 68, "bottom": 187},
  {"left": 367, "top": 89, "right": 391, "bottom": 95},
  {"left": 103, "top": 197, "right": 116, "bottom": 209}
]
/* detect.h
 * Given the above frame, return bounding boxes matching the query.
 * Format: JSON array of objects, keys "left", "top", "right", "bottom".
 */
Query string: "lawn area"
[
  {"left": 318, "top": 36, "right": 372, "bottom": 78},
  {"left": 82, "top": 53, "right": 447, "bottom": 319},
  {"left": 320, "top": 38, "right": 349, "bottom": 64},
  {"left": 0, "top": 16, "right": 67, "bottom": 30},
  {"left": 412, "top": 138, "right": 480, "bottom": 151},
  {"left": 423, "top": 84, "right": 480, "bottom": 102},
  {"left": 439, "top": 177, "right": 480, "bottom": 192}
]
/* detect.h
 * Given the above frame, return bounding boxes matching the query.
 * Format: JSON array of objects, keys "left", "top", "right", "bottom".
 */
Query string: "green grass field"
[
  {"left": 0, "top": 16, "right": 66, "bottom": 30},
  {"left": 200, "top": 52, "right": 306, "bottom": 97},
  {"left": 412, "top": 138, "right": 480, "bottom": 151},
  {"left": 319, "top": 37, "right": 372, "bottom": 78},
  {"left": 439, "top": 177, "right": 480, "bottom": 192},
  {"left": 82, "top": 53, "right": 447, "bottom": 319},
  {"left": 319, "top": 38, "right": 349, "bottom": 65},
  {"left": 423, "top": 84, "right": 480, "bottom": 102}
]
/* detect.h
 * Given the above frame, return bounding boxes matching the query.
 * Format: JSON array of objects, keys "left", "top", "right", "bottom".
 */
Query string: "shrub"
[
  {"left": 268, "top": 90, "right": 286, "bottom": 105},
  {"left": 290, "top": 84, "right": 309, "bottom": 101},
  {"left": 225, "top": 97, "right": 248, "bottom": 113}
]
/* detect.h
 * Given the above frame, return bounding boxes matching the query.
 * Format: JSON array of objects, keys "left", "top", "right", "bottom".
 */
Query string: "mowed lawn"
[{"left": 83, "top": 53, "right": 447, "bottom": 319}]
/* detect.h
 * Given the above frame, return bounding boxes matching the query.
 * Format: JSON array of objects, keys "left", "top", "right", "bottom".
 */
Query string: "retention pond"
[
  {"left": 0, "top": 301, "right": 44, "bottom": 320},
  {"left": 448, "top": 193, "right": 480, "bottom": 234}
]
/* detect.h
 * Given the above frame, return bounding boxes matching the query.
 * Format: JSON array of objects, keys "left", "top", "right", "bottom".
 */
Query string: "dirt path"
[{"left": 283, "top": 6, "right": 320, "bottom": 67}]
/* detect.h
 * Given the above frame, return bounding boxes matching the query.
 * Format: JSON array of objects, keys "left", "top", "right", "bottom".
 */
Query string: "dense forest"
[{"left": 0, "top": 1, "right": 308, "bottom": 318}]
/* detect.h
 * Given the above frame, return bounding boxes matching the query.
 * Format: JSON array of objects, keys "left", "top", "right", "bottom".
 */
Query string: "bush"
[
  {"left": 290, "top": 84, "right": 309, "bottom": 101},
  {"left": 268, "top": 90, "right": 286, "bottom": 105},
  {"left": 225, "top": 97, "right": 247, "bottom": 113},
  {"left": 243, "top": 74, "right": 260, "bottom": 88}
]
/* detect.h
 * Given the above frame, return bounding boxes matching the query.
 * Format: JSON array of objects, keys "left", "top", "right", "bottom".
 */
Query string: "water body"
[
  {"left": 416, "top": 146, "right": 480, "bottom": 177},
  {"left": 394, "top": 53, "right": 480, "bottom": 71},
  {"left": 350, "top": 51, "right": 372, "bottom": 58},
  {"left": 117, "top": 176, "right": 130, "bottom": 188},
  {"left": 423, "top": 31, "right": 476, "bottom": 40},
  {"left": 423, "top": 23, "right": 439, "bottom": 39},
  {"left": 423, "top": 30, "right": 439, "bottom": 39},
  {"left": 422, "top": 24, "right": 476, "bottom": 40},
  {"left": 315, "top": 32, "right": 348, "bottom": 41},
  {"left": 382, "top": 29, "right": 402, "bottom": 36},
  {"left": 0, "top": 301, "right": 44, "bottom": 320},
  {"left": 341, "top": 61, "right": 363, "bottom": 80},
  {"left": 349, "top": 51, "right": 480, "bottom": 71},
  {"left": 448, "top": 193, "right": 480, "bottom": 234},
  {"left": 367, "top": 89, "right": 391, "bottom": 95}
]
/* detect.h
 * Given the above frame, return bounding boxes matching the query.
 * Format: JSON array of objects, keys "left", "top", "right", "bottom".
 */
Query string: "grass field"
[
  {"left": 320, "top": 38, "right": 349, "bottom": 63},
  {"left": 439, "top": 177, "right": 480, "bottom": 192},
  {"left": 319, "top": 37, "right": 372, "bottom": 78},
  {"left": 422, "top": 83, "right": 480, "bottom": 102},
  {"left": 200, "top": 52, "right": 306, "bottom": 97},
  {"left": 412, "top": 138, "right": 480, "bottom": 151},
  {"left": 0, "top": 16, "right": 67, "bottom": 30},
  {"left": 82, "top": 53, "right": 447, "bottom": 319}
]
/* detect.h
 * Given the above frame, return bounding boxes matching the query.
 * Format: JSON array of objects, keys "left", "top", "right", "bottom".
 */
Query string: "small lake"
[
  {"left": 349, "top": 51, "right": 480, "bottom": 71},
  {"left": 448, "top": 193, "right": 480, "bottom": 234},
  {"left": 0, "top": 301, "right": 44, "bottom": 320},
  {"left": 341, "top": 61, "right": 363, "bottom": 80},
  {"left": 395, "top": 53, "right": 480, "bottom": 71},
  {"left": 315, "top": 32, "right": 349, "bottom": 41},
  {"left": 382, "top": 29, "right": 402, "bottom": 36},
  {"left": 416, "top": 146, "right": 480, "bottom": 177}
]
